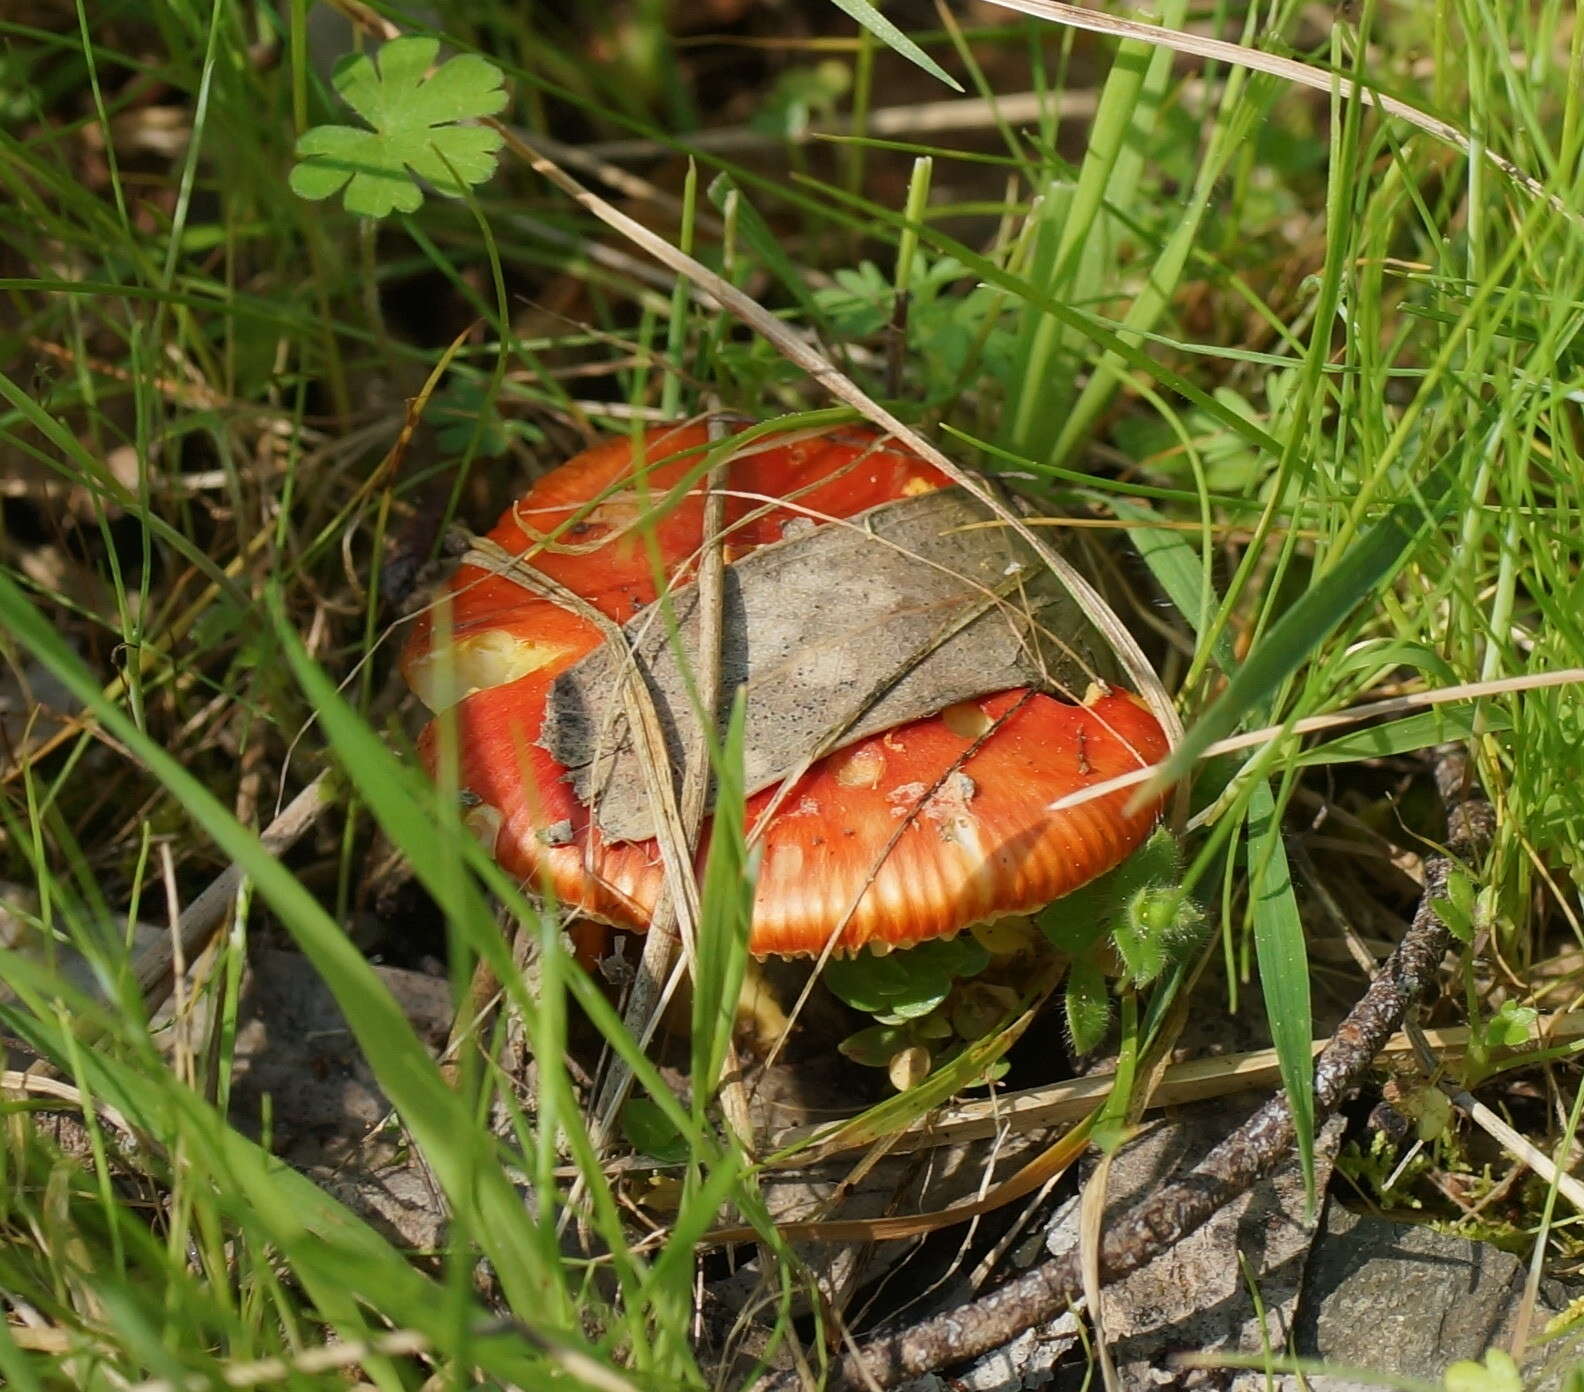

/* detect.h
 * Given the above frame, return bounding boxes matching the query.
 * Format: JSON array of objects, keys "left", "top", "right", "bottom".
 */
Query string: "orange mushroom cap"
[{"left": 402, "top": 422, "right": 1170, "bottom": 958}]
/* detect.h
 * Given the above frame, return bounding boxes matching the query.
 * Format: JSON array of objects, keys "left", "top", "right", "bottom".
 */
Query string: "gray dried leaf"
[{"left": 541, "top": 489, "right": 1115, "bottom": 842}]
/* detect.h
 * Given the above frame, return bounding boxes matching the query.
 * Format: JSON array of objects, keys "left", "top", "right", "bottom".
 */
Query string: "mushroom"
[{"left": 401, "top": 421, "right": 1170, "bottom": 961}]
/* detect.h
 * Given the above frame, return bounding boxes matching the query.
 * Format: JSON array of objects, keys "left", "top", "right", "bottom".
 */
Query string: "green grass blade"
[
  {"left": 1157, "top": 470, "right": 1452, "bottom": 788},
  {"left": 691, "top": 691, "right": 754, "bottom": 1111},
  {"left": 1105, "top": 495, "right": 1237, "bottom": 675},
  {"left": 1298, "top": 705, "right": 1514, "bottom": 766},
  {"left": 1245, "top": 779, "right": 1315, "bottom": 1205},
  {"left": 0, "top": 569, "right": 629, "bottom": 1366},
  {"left": 821, "top": 0, "right": 962, "bottom": 91}
]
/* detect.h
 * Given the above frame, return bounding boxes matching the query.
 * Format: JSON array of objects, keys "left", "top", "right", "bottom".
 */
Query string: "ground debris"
[{"left": 228, "top": 948, "right": 455, "bottom": 1248}]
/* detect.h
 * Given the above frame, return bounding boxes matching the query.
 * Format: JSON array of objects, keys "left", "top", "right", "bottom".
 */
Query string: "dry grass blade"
[
  {"left": 1043, "top": 668, "right": 1584, "bottom": 818},
  {"left": 509, "top": 128, "right": 727, "bottom": 238},
  {"left": 978, "top": 0, "right": 1580, "bottom": 227},
  {"left": 1079, "top": 1148, "right": 1122, "bottom": 1392},
  {"left": 774, "top": 1010, "right": 1584, "bottom": 1161},
  {"left": 460, "top": 535, "right": 703, "bottom": 942},
  {"left": 135, "top": 770, "right": 334, "bottom": 1011},
  {"left": 119, "top": 1322, "right": 642, "bottom": 1392},
  {"left": 696, "top": 1119, "right": 1093, "bottom": 1247},
  {"left": 0, "top": 1072, "right": 136, "bottom": 1140},
  {"left": 488, "top": 119, "right": 1183, "bottom": 754}
]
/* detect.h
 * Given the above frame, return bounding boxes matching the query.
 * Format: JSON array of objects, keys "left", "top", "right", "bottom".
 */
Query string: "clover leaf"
[{"left": 290, "top": 37, "right": 507, "bottom": 218}]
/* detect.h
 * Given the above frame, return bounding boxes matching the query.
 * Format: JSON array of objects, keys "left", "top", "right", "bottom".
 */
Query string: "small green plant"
[
  {"left": 751, "top": 60, "right": 851, "bottom": 138},
  {"left": 825, "top": 830, "right": 1203, "bottom": 1089},
  {"left": 619, "top": 1096, "right": 692, "bottom": 1164},
  {"left": 813, "top": 254, "right": 1010, "bottom": 404},
  {"left": 1443, "top": 1348, "right": 1523, "bottom": 1392},
  {"left": 827, "top": 930, "right": 1037, "bottom": 1089},
  {"left": 1040, "top": 828, "right": 1205, "bottom": 1055},
  {"left": 1465, "top": 997, "right": 1540, "bottom": 1085},
  {"left": 1338, "top": 1127, "right": 1433, "bottom": 1209},
  {"left": 290, "top": 36, "right": 507, "bottom": 218},
  {"left": 823, "top": 934, "right": 990, "bottom": 1023}
]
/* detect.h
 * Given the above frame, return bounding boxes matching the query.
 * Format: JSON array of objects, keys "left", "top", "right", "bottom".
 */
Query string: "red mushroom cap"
[{"left": 402, "top": 423, "right": 1169, "bottom": 957}]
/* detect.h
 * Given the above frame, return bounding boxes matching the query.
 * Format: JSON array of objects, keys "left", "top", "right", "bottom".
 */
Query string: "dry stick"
[
  {"left": 577, "top": 88, "right": 1181, "bottom": 161},
  {"left": 134, "top": 771, "right": 334, "bottom": 1011},
  {"left": 778, "top": 745, "right": 1492, "bottom": 1392}
]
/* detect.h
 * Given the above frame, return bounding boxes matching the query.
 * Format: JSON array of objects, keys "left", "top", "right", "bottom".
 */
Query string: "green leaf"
[
  {"left": 838, "top": 1023, "right": 908, "bottom": 1068},
  {"left": 822, "top": 936, "right": 989, "bottom": 1017},
  {"left": 1434, "top": 866, "right": 1478, "bottom": 944},
  {"left": 1039, "top": 826, "right": 1183, "bottom": 957},
  {"left": 874, "top": 990, "right": 951, "bottom": 1024},
  {"left": 1247, "top": 781, "right": 1316, "bottom": 1207},
  {"left": 1157, "top": 470, "right": 1451, "bottom": 786},
  {"left": 1111, "top": 887, "right": 1199, "bottom": 987},
  {"left": 291, "top": 37, "right": 506, "bottom": 218},
  {"left": 620, "top": 1098, "right": 691, "bottom": 1164},
  {"left": 822, "top": 0, "right": 962, "bottom": 92},
  {"left": 1444, "top": 1349, "right": 1522, "bottom": 1392},
  {"left": 1297, "top": 704, "right": 1513, "bottom": 766},
  {"left": 1481, "top": 1000, "right": 1538, "bottom": 1050},
  {"left": 1111, "top": 903, "right": 1166, "bottom": 988},
  {"left": 1063, "top": 956, "right": 1112, "bottom": 1056}
]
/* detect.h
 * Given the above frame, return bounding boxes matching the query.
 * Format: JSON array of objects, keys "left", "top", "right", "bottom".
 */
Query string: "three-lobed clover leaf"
[{"left": 290, "top": 36, "right": 507, "bottom": 218}]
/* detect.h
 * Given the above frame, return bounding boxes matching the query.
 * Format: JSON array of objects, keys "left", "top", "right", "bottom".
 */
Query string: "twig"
[
  {"left": 778, "top": 745, "right": 1490, "bottom": 1391},
  {"left": 135, "top": 772, "right": 334, "bottom": 1011}
]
